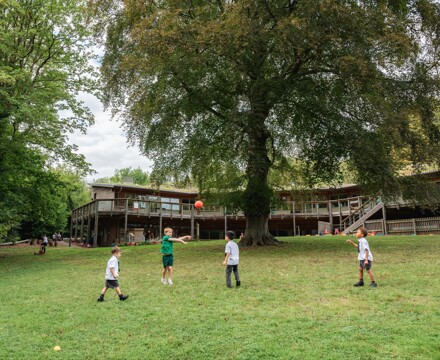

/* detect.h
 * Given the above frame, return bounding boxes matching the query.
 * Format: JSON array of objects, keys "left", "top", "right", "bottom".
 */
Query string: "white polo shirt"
[
  {"left": 225, "top": 241, "right": 239, "bottom": 265},
  {"left": 105, "top": 255, "right": 119, "bottom": 280},
  {"left": 358, "top": 237, "right": 373, "bottom": 261}
]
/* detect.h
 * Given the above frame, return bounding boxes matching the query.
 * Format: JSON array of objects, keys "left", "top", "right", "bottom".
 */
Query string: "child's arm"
[
  {"left": 169, "top": 235, "right": 191, "bottom": 244},
  {"left": 110, "top": 267, "right": 118, "bottom": 278},
  {"left": 346, "top": 239, "right": 358, "bottom": 248},
  {"left": 364, "top": 249, "right": 369, "bottom": 263},
  {"left": 223, "top": 252, "right": 230, "bottom": 266}
]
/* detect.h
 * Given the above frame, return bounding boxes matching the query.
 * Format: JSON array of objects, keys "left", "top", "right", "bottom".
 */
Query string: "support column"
[
  {"left": 124, "top": 199, "right": 128, "bottom": 242},
  {"left": 293, "top": 202, "right": 296, "bottom": 236},
  {"left": 69, "top": 211, "right": 73, "bottom": 247},
  {"left": 74, "top": 211, "right": 78, "bottom": 242},
  {"left": 328, "top": 200, "right": 333, "bottom": 231},
  {"left": 412, "top": 218, "right": 416, "bottom": 235},
  {"left": 382, "top": 204, "right": 387, "bottom": 235},
  {"left": 80, "top": 207, "right": 85, "bottom": 246},
  {"left": 87, "top": 206, "right": 91, "bottom": 245},
  {"left": 224, "top": 207, "right": 227, "bottom": 236},
  {"left": 339, "top": 200, "right": 342, "bottom": 232},
  {"left": 93, "top": 201, "right": 99, "bottom": 247},
  {"left": 190, "top": 205, "right": 194, "bottom": 239}
]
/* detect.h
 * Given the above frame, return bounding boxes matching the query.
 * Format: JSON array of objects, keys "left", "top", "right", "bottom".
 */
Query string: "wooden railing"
[
  {"left": 340, "top": 197, "right": 382, "bottom": 231},
  {"left": 387, "top": 217, "right": 440, "bottom": 235},
  {"left": 71, "top": 196, "right": 372, "bottom": 223}
]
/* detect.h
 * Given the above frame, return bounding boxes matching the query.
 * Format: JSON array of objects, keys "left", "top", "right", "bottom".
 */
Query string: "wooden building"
[{"left": 70, "top": 171, "right": 440, "bottom": 246}]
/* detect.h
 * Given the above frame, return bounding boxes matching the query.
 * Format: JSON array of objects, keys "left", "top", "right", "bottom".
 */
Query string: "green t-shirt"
[{"left": 161, "top": 235, "right": 173, "bottom": 255}]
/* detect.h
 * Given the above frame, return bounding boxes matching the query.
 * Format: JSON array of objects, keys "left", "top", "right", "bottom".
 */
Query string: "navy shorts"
[
  {"left": 359, "top": 260, "right": 372, "bottom": 270},
  {"left": 162, "top": 254, "right": 174, "bottom": 268},
  {"left": 105, "top": 279, "right": 119, "bottom": 289}
]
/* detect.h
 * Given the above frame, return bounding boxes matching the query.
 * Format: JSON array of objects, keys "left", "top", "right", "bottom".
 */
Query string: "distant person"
[
  {"left": 346, "top": 227, "right": 377, "bottom": 288},
  {"left": 223, "top": 231, "right": 241, "bottom": 288},
  {"left": 160, "top": 227, "right": 190, "bottom": 286},
  {"left": 97, "top": 246, "right": 129, "bottom": 302},
  {"left": 41, "top": 235, "right": 48, "bottom": 254}
]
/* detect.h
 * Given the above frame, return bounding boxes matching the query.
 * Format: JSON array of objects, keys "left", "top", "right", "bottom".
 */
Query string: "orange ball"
[{"left": 194, "top": 200, "right": 203, "bottom": 209}]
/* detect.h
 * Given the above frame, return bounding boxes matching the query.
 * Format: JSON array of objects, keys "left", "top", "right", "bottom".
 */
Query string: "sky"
[{"left": 67, "top": 92, "right": 153, "bottom": 181}]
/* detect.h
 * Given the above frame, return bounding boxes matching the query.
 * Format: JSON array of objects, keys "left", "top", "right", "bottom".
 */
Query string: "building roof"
[{"left": 88, "top": 183, "right": 198, "bottom": 195}]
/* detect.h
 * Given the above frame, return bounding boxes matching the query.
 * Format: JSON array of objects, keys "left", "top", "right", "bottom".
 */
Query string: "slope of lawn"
[{"left": 0, "top": 235, "right": 439, "bottom": 359}]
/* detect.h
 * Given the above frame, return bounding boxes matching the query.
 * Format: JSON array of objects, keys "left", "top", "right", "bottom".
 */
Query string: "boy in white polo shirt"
[
  {"left": 223, "top": 231, "right": 241, "bottom": 288},
  {"left": 97, "top": 246, "right": 129, "bottom": 301},
  {"left": 346, "top": 227, "right": 378, "bottom": 288}
]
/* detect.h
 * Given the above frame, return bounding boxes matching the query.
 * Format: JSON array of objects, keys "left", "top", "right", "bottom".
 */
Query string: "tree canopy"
[
  {"left": 0, "top": 0, "right": 96, "bottom": 241},
  {"left": 95, "top": 167, "right": 150, "bottom": 185},
  {"left": 91, "top": 0, "right": 440, "bottom": 245}
]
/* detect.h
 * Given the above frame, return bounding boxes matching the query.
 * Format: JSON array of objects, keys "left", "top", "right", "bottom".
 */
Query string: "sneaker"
[
  {"left": 97, "top": 297, "right": 104, "bottom": 302},
  {"left": 161, "top": 278, "right": 167, "bottom": 285},
  {"left": 353, "top": 280, "right": 364, "bottom": 287},
  {"left": 236, "top": 281, "right": 241, "bottom": 287},
  {"left": 167, "top": 279, "right": 173, "bottom": 286},
  {"left": 370, "top": 282, "right": 378, "bottom": 288},
  {"left": 119, "top": 295, "right": 129, "bottom": 301}
]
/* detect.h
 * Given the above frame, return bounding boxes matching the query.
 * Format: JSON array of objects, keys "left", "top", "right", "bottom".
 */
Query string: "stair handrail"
[{"left": 340, "top": 197, "right": 378, "bottom": 230}]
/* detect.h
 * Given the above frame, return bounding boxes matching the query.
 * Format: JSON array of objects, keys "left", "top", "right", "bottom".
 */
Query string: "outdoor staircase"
[{"left": 341, "top": 198, "right": 384, "bottom": 235}]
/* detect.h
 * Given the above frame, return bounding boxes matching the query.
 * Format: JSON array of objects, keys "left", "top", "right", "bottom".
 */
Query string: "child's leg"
[
  {"left": 233, "top": 265, "right": 240, "bottom": 285},
  {"left": 162, "top": 267, "right": 167, "bottom": 279},
  {"left": 366, "top": 269, "right": 375, "bottom": 282},
  {"left": 353, "top": 265, "right": 365, "bottom": 286},
  {"left": 97, "top": 287, "right": 108, "bottom": 301},
  {"left": 100, "top": 287, "right": 108, "bottom": 295},
  {"left": 358, "top": 266, "right": 364, "bottom": 281},
  {"left": 115, "top": 286, "right": 129, "bottom": 300},
  {"left": 167, "top": 266, "right": 173, "bottom": 281},
  {"left": 226, "top": 265, "right": 232, "bottom": 288}
]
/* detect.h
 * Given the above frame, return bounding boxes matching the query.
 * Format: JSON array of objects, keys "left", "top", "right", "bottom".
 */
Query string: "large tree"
[
  {"left": 91, "top": 0, "right": 440, "bottom": 245},
  {"left": 0, "top": 0, "right": 95, "bottom": 240},
  {"left": 95, "top": 166, "right": 150, "bottom": 185}
]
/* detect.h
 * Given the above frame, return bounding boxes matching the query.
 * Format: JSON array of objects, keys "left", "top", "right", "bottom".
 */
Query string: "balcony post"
[
  {"left": 292, "top": 202, "right": 296, "bottom": 236},
  {"left": 190, "top": 205, "right": 195, "bottom": 239},
  {"left": 93, "top": 201, "right": 99, "bottom": 247},
  {"left": 224, "top": 207, "right": 227, "bottom": 237},
  {"left": 124, "top": 199, "right": 128, "bottom": 242}
]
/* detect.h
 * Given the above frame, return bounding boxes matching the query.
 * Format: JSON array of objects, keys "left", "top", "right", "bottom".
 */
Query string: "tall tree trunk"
[
  {"left": 243, "top": 214, "right": 278, "bottom": 246},
  {"left": 239, "top": 107, "right": 278, "bottom": 246}
]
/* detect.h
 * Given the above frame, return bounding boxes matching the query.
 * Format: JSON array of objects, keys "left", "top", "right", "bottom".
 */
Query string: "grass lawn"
[{"left": 1, "top": 235, "right": 439, "bottom": 360}]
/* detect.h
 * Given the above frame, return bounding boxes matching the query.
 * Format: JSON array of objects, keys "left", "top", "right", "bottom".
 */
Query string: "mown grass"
[{"left": 0, "top": 235, "right": 439, "bottom": 360}]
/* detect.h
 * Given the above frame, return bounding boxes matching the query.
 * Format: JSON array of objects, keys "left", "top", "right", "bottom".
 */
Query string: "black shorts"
[
  {"left": 359, "top": 260, "right": 372, "bottom": 270},
  {"left": 162, "top": 254, "right": 174, "bottom": 268},
  {"left": 105, "top": 280, "right": 119, "bottom": 289}
]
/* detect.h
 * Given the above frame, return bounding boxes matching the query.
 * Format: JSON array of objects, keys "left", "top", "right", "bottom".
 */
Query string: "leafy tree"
[
  {"left": 95, "top": 167, "right": 150, "bottom": 185},
  {"left": 0, "top": 0, "right": 96, "bottom": 240},
  {"left": 18, "top": 167, "right": 91, "bottom": 239},
  {"left": 91, "top": 0, "right": 440, "bottom": 245}
]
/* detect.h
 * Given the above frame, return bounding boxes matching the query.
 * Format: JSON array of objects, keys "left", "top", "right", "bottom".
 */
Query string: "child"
[
  {"left": 223, "top": 231, "right": 241, "bottom": 288},
  {"left": 41, "top": 235, "right": 48, "bottom": 254},
  {"left": 97, "top": 246, "right": 129, "bottom": 302},
  {"left": 346, "top": 227, "right": 377, "bottom": 288},
  {"left": 160, "top": 227, "right": 190, "bottom": 285}
]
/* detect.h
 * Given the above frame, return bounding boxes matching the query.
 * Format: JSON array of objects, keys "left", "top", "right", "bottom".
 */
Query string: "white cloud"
[{"left": 68, "top": 93, "right": 152, "bottom": 180}]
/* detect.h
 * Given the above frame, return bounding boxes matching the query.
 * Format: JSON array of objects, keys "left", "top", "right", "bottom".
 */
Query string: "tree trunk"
[
  {"left": 240, "top": 214, "right": 278, "bottom": 246},
  {"left": 239, "top": 100, "right": 279, "bottom": 246}
]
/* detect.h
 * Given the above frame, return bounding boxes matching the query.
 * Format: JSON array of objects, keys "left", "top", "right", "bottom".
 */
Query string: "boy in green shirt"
[{"left": 160, "top": 227, "right": 190, "bottom": 285}]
